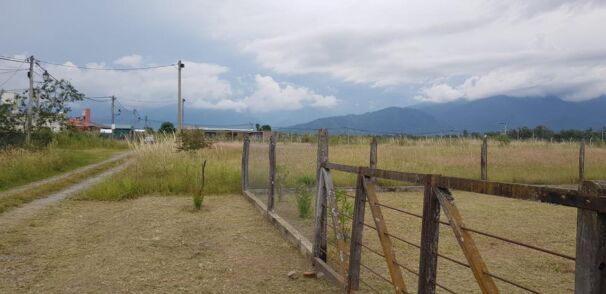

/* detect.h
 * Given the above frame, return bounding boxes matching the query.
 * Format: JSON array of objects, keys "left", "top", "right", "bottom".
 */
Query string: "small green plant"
[
  {"left": 295, "top": 188, "right": 313, "bottom": 218},
  {"left": 294, "top": 174, "right": 315, "bottom": 219},
  {"left": 193, "top": 160, "right": 207, "bottom": 210},
  {"left": 275, "top": 165, "right": 289, "bottom": 202},
  {"left": 335, "top": 189, "right": 354, "bottom": 238}
]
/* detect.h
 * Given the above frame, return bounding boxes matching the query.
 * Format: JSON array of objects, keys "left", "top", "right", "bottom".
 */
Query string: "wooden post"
[
  {"left": 370, "top": 137, "right": 378, "bottom": 183},
  {"left": 241, "top": 134, "right": 250, "bottom": 192},
  {"left": 418, "top": 174, "right": 441, "bottom": 294},
  {"left": 268, "top": 133, "right": 276, "bottom": 211},
  {"left": 481, "top": 136, "right": 488, "bottom": 181},
  {"left": 313, "top": 129, "right": 329, "bottom": 262},
  {"left": 579, "top": 141, "right": 586, "bottom": 184},
  {"left": 575, "top": 180, "right": 606, "bottom": 293},
  {"left": 347, "top": 174, "right": 367, "bottom": 292}
]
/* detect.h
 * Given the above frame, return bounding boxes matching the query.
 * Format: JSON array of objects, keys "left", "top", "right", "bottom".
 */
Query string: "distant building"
[
  {"left": 189, "top": 126, "right": 264, "bottom": 140},
  {"left": 68, "top": 108, "right": 107, "bottom": 132}
]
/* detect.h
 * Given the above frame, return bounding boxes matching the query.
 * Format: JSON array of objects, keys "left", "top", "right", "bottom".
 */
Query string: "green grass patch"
[
  {"left": 76, "top": 138, "right": 240, "bottom": 201},
  {"left": 0, "top": 158, "right": 125, "bottom": 214},
  {"left": 0, "top": 147, "right": 126, "bottom": 192}
]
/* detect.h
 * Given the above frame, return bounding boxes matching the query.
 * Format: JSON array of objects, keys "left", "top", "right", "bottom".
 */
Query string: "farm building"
[{"left": 190, "top": 127, "right": 267, "bottom": 141}]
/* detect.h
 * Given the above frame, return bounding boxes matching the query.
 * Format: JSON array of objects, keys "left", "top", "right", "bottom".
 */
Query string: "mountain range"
[{"left": 286, "top": 96, "right": 606, "bottom": 134}]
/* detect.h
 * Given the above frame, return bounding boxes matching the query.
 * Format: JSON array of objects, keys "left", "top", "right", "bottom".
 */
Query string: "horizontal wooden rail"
[{"left": 323, "top": 162, "right": 606, "bottom": 212}]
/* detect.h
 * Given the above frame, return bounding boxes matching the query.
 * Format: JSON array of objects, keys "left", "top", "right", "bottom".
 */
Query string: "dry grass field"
[{"left": 0, "top": 195, "right": 338, "bottom": 293}]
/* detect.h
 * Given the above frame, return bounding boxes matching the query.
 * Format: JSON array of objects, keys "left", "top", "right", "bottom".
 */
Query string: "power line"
[
  {"left": 0, "top": 61, "right": 26, "bottom": 88},
  {"left": 0, "top": 56, "right": 28, "bottom": 63},
  {"left": 37, "top": 59, "right": 175, "bottom": 71}
]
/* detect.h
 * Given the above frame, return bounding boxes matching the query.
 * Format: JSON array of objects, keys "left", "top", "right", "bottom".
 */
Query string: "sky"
[{"left": 1, "top": 0, "right": 605, "bottom": 127}]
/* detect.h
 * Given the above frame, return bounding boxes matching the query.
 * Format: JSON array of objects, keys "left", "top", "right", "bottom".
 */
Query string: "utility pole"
[
  {"left": 25, "top": 55, "right": 34, "bottom": 145},
  {"left": 111, "top": 95, "right": 116, "bottom": 139},
  {"left": 177, "top": 60, "right": 184, "bottom": 132}
]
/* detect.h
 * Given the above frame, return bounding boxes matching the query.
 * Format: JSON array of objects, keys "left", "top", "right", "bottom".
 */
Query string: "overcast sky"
[{"left": 1, "top": 0, "right": 605, "bottom": 126}]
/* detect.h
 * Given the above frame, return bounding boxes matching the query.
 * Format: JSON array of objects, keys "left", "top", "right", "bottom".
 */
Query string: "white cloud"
[
  {"left": 152, "top": 0, "right": 606, "bottom": 102},
  {"left": 113, "top": 54, "right": 143, "bottom": 67},
  {"left": 242, "top": 75, "right": 338, "bottom": 112}
]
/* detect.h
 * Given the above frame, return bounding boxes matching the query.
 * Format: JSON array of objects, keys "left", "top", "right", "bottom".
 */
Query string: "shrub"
[
  {"left": 275, "top": 165, "right": 289, "bottom": 202},
  {"left": 177, "top": 129, "right": 211, "bottom": 152},
  {"left": 335, "top": 189, "right": 354, "bottom": 238},
  {"left": 296, "top": 174, "right": 316, "bottom": 186}
]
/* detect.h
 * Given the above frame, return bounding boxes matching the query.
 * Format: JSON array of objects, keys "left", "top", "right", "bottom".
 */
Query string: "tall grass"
[
  {"left": 0, "top": 147, "right": 123, "bottom": 192},
  {"left": 77, "top": 136, "right": 241, "bottom": 201}
]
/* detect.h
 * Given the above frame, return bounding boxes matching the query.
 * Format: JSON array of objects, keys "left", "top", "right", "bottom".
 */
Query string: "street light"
[{"left": 42, "top": 71, "right": 50, "bottom": 82}]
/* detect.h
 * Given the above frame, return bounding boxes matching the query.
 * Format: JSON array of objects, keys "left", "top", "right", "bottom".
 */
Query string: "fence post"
[
  {"left": 313, "top": 129, "right": 329, "bottom": 262},
  {"left": 481, "top": 136, "right": 488, "bottom": 181},
  {"left": 370, "top": 137, "right": 378, "bottom": 183},
  {"left": 268, "top": 132, "right": 276, "bottom": 211},
  {"left": 347, "top": 173, "right": 367, "bottom": 292},
  {"left": 579, "top": 141, "right": 586, "bottom": 184},
  {"left": 418, "top": 174, "right": 441, "bottom": 294},
  {"left": 241, "top": 133, "right": 250, "bottom": 192},
  {"left": 575, "top": 180, "right": 606, "bottom": 293}
]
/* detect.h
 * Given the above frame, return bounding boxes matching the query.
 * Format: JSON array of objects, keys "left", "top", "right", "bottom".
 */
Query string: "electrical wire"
[
  {"left": 0, "top": 61, "right": 26, "bottom": 88},
  {"left": 37, "top": 59, "right": 175, "bottom": 71}
]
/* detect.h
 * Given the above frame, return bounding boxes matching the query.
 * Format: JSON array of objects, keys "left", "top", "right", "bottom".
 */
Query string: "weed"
[
  {"left": 295, "top": 188, "right": 312, "bottom": 219},
  {"left": 193, "top": 160, "right": 207, "bottom": 210}
]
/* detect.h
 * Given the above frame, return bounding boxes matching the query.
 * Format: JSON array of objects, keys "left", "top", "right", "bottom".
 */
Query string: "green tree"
[
  {"left": 260, "top": 124, "right": 271, "bottom": 131},
  {"left": 159, "top": 122, "right": 176, "bottom": 134},
  {"left": 25, "top": 79, "right": 84, "bottom": 130}
]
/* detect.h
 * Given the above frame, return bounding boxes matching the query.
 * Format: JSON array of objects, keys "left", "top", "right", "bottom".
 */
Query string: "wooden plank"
[
  {"left": 363, "top": 177, "right": 408, "bottom": 294},
  {"left": 241, "top": 134, "right": 250, "bottom": 192},
  {"left": 346, "top": 174, "right": 367, "bottom": 292},
  {"left": 315, "top": 257, "right": 346, "bottom": 287},
  {"left": 267, "top": 133, "right": 277, "bottom": 211},
  {"left": 325, "top": 162, "right": 426, "bottom": 185},
  {"left": 435, "top": 187, "right": 499, "bottom": 294},
  {"left": 370, "top": 137, "right": 378, "bottom": 184},
  {"left": 322, "top": 169, "right": 349, "bottom": 276},
  {"left": 579, "top": 141, "right": 586, "bottom": 184},
  {"left": 417, "top": 175, "right": 441, "bottom": 294},
  {"left": 323, "top": 162, "right": 606, "bottom": 211},
  {"left": 313, "top": 164, "right": 328, "bottom": 262},
  {"left": 481, "top": 136, "right": 488, "bottom": 181},
  {"left": 575, "top": 180, "right": 606, "bottom": 294}
]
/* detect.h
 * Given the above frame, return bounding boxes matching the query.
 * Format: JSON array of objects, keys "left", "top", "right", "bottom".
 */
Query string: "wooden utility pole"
[
  {"left": 111, "top": 96, "right": 116, "bottom": 140},
  {"left": 177, "top": 60, "right": 184, "bottom": 132},
  {"left": 25, "top": 55, "right": 34, "bottom": 145}
]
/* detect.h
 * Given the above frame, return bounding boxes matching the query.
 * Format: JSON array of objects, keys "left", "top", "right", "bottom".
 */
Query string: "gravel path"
[{"left": 0, "top": 155, "right": 131, "bottom": 231}]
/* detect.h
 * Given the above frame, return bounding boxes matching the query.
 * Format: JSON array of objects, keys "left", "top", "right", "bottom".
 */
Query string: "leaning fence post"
[
  {"left": 418, "top": 174, "right": 441, "bottom": 294},
  {"left": 268, "top": 132, "right": 276, "bottom": 211},
  {"left": 313, "top": 129, "right": 329, "bottom": 262},
  {"left": 347, "top": 173, "right": 367, "bottom": 292},
  {"left": 369, "top": 137, "right": 378, "bottom": 183},
  {"left": 481, "top": 136, "right": 488, "bottom": 181},
  {"left": 241, "top": 133, "right": 250, "bottom": 192},
  {"left": 579, "top": 141, "right": 586, "bottom": 184},
  {"left": 575, "top": 180, "right": 606, "bottom": 293}
]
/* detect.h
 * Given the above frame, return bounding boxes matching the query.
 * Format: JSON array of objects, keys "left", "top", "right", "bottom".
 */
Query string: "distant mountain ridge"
[{"left": 287, "top": 96, "right": 606, "bottom": 134}]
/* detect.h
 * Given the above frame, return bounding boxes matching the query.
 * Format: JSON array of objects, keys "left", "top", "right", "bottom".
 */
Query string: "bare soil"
[{"left": 0, "top": 195, "right": 339, "bottom": 293}]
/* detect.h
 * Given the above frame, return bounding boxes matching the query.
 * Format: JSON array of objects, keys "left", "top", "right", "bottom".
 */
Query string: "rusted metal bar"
[
  {"left": 322, "top": 169, "right": 349, "bottom": 276},
  {"left": 418, "top": 174, "right": 441, "bottom": 294},
  {"left": 347, "top": 174, "right": 367, "bottom": 292},
  {"left": 435, "top": 187, "right": 499, "bottom": 294},
  {"left": 363, "top": 176, "right": 408, "bottom": 294},
  {"left": 575, "top": 180, "right": 606, "bottom": 294}
]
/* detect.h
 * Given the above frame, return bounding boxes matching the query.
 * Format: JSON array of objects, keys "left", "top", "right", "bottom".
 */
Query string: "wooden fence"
[{"left": 241, "top": 130, "right": 605, "bottom": 293}]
